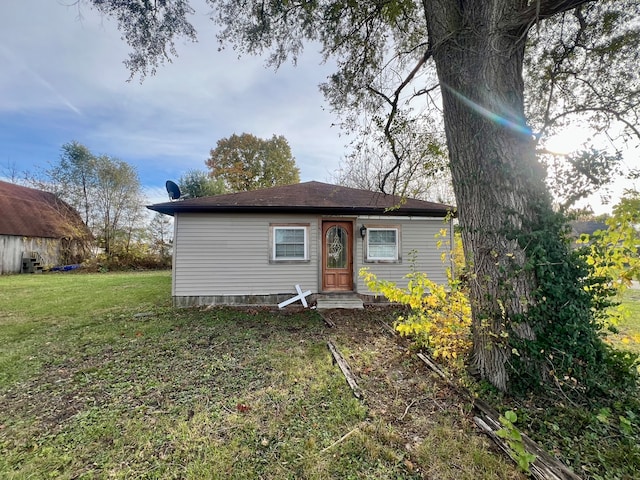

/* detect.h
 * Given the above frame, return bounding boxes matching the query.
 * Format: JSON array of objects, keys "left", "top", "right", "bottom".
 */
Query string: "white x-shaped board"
[{"left": 278, "top": 284, "right": 312, "bottom": 309}]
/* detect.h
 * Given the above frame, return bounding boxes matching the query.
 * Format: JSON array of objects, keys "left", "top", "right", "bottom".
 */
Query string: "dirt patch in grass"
[
  {"left": 1, "top": 305, "right": 521, "bottom": 479},
  {"left": 320, "top": 306, "right": 523, "bottom": 479}
]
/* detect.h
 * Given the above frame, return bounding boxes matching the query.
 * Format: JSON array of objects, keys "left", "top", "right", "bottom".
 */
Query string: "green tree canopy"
[
  {"left": 148, "top": 211, "right": 174, "bottom": 260},
  {"left": 205, "top": 133, "right": 300, "bottom": 191},
  {"left": 46, "top": 141, "right": 97, "bottom": 226},
  {"left": 178, "top": 169, "right": 226, "bottom": 198},
  {"left": 43, "top": 141, "right": 144, "bottom": 255},
  {"left": 92, "top": 154, "right": 144, "bottom": 254}
]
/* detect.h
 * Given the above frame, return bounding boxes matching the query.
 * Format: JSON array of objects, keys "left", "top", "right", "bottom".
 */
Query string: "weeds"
[{"left": 496, "top": 411, "right": 536, "bottom": 474}]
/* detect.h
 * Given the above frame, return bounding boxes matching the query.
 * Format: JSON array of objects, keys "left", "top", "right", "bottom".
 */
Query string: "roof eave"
[{"left": 146, "top": 204, "right": 453, "bottom": 218}]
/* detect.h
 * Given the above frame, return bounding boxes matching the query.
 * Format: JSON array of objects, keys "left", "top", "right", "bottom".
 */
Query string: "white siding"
[
  {"left": 173, "top": 213, "right": 319, "bottom": 296},
  {"left": 172, "top": 212, "right": 452, "bottom": 301},
  {"left": 355, "top": 217, "right": 452, "bottom": 294}
]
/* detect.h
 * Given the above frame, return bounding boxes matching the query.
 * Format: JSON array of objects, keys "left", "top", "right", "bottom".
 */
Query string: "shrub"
[
  {"left": 360, "top": 256, "right": 472, "bottom": 364},
  {"left": 83, "top": 243, "right": 171, "bottom": 272}
]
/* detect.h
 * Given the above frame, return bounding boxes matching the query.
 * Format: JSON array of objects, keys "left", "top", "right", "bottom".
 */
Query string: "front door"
[{"left": 322, "top": 221, "right": 353, "bottom": 291}]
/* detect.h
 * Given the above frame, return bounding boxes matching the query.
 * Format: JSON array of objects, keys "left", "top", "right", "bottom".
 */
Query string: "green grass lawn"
[
  {"left": 0, "top": 271, "right": 172, "bottom": 389},
  {"left": 0, "top": 271, "right": 520, "bottom": 479},
  {"left": 612, "top": 287, "right": 640, "bottom": 354}
]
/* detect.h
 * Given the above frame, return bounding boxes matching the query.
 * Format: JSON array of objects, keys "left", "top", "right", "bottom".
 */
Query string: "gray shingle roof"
[
  {"left": 148, "top": 181, "right": 454, "bottom": 217},
  {"left": 570, "top": 220, "right": 608, "bottom": 237}
]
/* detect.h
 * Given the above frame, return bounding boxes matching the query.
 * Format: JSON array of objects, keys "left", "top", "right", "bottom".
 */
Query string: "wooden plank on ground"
[
  {"left": 327, "top": 341, "right": 363, "bottom": 399},
  {"left": 319, "top": 311, "right": 336, "bottom": 328},
  {"left": 474, "top": 413, "right": 581, "bottom": 480},
  {"left": 416, "top": 352, "right": 449, "bottom": 381},
  {"left": 378, "top": 319, "right": 397, "bottom": 336},
  {"left": 417, "top": 351, "right": 580, "bottom": 479}
]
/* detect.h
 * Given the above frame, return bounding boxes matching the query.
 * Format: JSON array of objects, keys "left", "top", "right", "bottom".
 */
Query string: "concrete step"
[{"left": 316, "top": 294, "right": 364, "bottom": 310}]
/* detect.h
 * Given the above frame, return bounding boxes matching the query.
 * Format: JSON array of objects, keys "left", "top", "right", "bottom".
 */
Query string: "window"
[
  {"left": 325, "top": 225, "right": 348, "bottom": 269},
  {"left": 272, "top": 226, "right": 308, "bottom": 261},
  {"left": 366, "top": 227, "right": 399, "bottom": 261}
]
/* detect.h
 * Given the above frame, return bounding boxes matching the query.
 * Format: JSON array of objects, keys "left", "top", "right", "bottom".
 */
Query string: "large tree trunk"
[{"left": 423, "top": 0, "right": 551, "bottom": 390}]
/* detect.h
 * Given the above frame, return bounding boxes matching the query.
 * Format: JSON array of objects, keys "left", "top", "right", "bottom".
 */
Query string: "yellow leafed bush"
[
  {"left": 577, "top": 190, "right": 640, "bottom": 331},
  {"left": 360, "top": 267, "right": 472, "bottom": 364}
]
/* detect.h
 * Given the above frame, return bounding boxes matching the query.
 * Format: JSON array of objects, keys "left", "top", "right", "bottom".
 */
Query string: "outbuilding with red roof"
[{"left": 0, "top": 180, "right": 91, "bottom": 274}]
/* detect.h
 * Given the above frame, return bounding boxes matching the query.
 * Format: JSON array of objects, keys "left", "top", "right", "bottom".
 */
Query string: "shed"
[
  {"left": 148, "top": 181, "right": 454, "bottom": 307},
  {"left": 0, "top": 180, "right": 91, "bottom": 274}
]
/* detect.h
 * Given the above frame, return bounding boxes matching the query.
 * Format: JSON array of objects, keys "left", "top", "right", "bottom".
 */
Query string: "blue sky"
[
  {"left": 1, "top": 2, "right": 636, "bottom": 212},
  {"left": 0, "top": 1, "right": 345, "bottom": 203}
]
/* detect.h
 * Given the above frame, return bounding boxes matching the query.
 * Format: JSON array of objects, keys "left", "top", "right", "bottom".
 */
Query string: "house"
[
  {"left": 570, "top": 220, "right": 608, "bottom": 238},
  {"left": 0, "top": 180, "right": 91, "bottom": 274},
  {"left": 568, "top": 220, "right": 608, "bottom": 249},
  {"left": 148, "top": 181, "right": 454, "bottom": 307}
]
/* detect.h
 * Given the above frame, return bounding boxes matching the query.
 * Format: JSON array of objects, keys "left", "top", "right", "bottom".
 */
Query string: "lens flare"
[{"left": 444, "top": 84, "right": 533, "bottom": 137}]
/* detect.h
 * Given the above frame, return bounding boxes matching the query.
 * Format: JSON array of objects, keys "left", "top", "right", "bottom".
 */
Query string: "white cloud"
[{"left": 0, "top": 1, "right": 346, "bottom": 190}]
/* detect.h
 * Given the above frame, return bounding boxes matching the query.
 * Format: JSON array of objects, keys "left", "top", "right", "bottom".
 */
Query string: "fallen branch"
[
  {"left": 321, "top": 425, "right": 361, "bottom": 453},
  {"left": 415, "top": 352, "right": 580, "bottom": 479},
  {"left": 399, "top": 399, "right": 417, "bottom": 421},
  {"left": 327, "top": 341, "right": 364, "bottom": 399},
  {"left": 319, "top": 311, "right": 336, "bottom": 328}
]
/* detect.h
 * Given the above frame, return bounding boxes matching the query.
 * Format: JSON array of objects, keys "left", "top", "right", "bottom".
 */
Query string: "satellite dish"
[{"left": 165, "top": 180, "right": 181, "bottom": 200}]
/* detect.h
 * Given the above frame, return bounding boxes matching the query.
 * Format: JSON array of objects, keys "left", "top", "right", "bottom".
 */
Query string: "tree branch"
[
  {"left": 366, "top": 48, "right": 433, "bottom": 195},
  {"left": 536, "top": 9, "right": 589, "bottom": 141},
  {"left": 547, "top": 105, "right": 640, "bottom": 140},
  {"left": 508, "top": 0, "right": 595, "bottom": 32}
]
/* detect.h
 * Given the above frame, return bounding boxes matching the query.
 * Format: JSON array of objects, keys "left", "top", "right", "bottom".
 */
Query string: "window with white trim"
[
  {"left": 272, "top": 226, "right": 308, "bottom": 261},
  {"left": 366, "top": 227, "right": 399, "bottom": 261}
]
